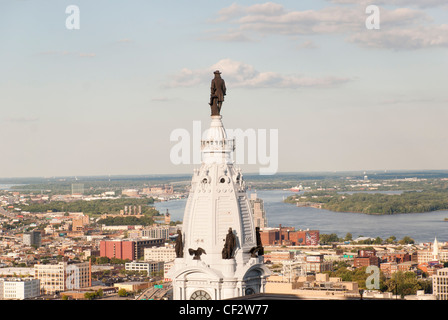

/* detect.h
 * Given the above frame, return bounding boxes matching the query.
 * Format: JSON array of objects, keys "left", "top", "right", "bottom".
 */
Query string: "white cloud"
[
  {"left": 213, "top": 2, "right": 447, "bottom": 50},
  {"left": 246, "top": 2, "right": 285, "bottom": 15},
  {"left": 165, "top": 59, "right": 350, "bottom": 89},
  {"left": 201, "top": 30, "right": 254, "bottom": 42},
  {"left": 215, "top": 3, "right": 245, "bottom": 22},
  {"left": 328, "top": 0, "right": 448, "bottom": 9},
  {"left": 350, "top": 24, "right": 448, "bottom": 49}
]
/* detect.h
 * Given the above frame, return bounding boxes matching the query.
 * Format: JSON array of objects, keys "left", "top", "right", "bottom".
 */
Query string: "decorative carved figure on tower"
[
  {"left": 255, "top": 227, "right": 264, "bottom": 256},
  {"left": 188, "top": 247, "right": 206, "bottom": 260},
  {"left": 175, "top": 229, "right": 183, "bottom": 258},
  {"left": 222, "top": 227, "right": 236, "bottom": 259},
  {"left": 249, "top": 227, "right": 264, "bottom": 258},
  {"left": 209, "top": 70, "right": 226, "bottom": 116}
]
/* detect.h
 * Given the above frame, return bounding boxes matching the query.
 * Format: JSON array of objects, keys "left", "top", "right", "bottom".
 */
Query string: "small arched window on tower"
[
  {"left": 202, "top": 177, "right": 210, "bottom": 184},
  {"left": 235, "top": 172, "right": 242, "bottom": 184},
  {"left": 219, "top": 176, "right": 229, "bottom": 184}
]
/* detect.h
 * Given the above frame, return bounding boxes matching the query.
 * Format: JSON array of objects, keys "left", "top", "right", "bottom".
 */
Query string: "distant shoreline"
[{"left": 284, "top": 199, "right": 448, "bottom": 216}]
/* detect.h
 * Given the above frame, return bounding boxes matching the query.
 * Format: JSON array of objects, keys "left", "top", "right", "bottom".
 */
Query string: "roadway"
[
  {"left": 136, "top": 283, "right": 172, "bottom": 300},
  {"left": 0, "top": 206, "right": 16, "bottom": 219}
]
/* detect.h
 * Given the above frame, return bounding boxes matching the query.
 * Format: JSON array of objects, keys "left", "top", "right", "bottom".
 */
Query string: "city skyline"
[{"left": 1, "top": 0, "right": 448, "bottom": 178}]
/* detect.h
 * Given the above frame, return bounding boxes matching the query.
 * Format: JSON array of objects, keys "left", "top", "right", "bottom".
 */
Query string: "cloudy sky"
[{"left": 1, "top": 0, "right": 447, "bottom": 178}]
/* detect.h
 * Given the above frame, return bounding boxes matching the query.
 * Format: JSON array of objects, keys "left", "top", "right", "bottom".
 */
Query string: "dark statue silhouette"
[
  {"left": 209, "top": 70, "right": 226, "bottom": 116},
  {"left": 249, "top": 227, "right": 264, "bottom": 258},
  {"left": 175, "top": 229, "right": 183, "bottom": 258},
  {"left": 222, "top": 227, "right": 236, "bottom": 259},
  {"left": 189, "top": 247, "right": 207, "bottom": 260}
]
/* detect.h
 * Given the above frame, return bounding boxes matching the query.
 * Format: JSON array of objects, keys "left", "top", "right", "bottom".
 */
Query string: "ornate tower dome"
[{"left": 168, "top": 72, "right": 270, "bottom": 300}]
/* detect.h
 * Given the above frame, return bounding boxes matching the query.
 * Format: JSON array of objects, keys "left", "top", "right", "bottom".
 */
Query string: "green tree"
[
  {"left": 373, "top": 237, "right": 383, "bottom": 244},
  {"left": 386, "top": 271, "right": 419, "bottom": 298},
  {"left": 398, "top": 236, "right": 415, "bottom": 245},
  {"left": 84, "top": 292, "right": 96, "bottom": 300},
  {"left": 320, "top": 233, "right": 340, "bottom": 244},
  {"left": 97, "top": 256, "right": 110, "bottom": 264},
  {"left": 417, "top": 279, "right": 432, "bottom": 294},
  {"left": 285, "top": 189, "right": 448, "bottom": 215},
  {"left": 118, "top": 289, "right": 128, "bottom": 297},
  {"left": 385, "top": 236, "right": 397, "bottom": 244},
  {"left": 344, "top": 233, "right": 353, "bottom": 242}
]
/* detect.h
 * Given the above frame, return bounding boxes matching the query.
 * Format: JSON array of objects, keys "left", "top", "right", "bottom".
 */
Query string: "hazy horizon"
[{"left": 2, "top": 168, "right": 448, "bottom": 181}]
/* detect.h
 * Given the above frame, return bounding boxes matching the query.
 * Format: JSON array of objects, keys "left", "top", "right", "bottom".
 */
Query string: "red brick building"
[
  {"left": 381, "top": 252, "right": 417, "bottom": 264},
  {"left": 260, "top": 229, "right": 277, "bottom": 246},
  {"left": 100, "top": 239, "right": 164, "bottom": 261},
  {"left": 289, "top": 230, "right": 320, "bottom": 246},
  {"left": 354, "top": 249, "right": 379, "bottom": 268},
  {"left": 260, "top": 225, "right": 320, "bottom": 246},
  {"left": 100, "top": 240, "right": 135, "bottom": 260},
  {"left": 354, "top": 256, "right": 379, "bottom": 268},
  {"left": 381, "top": 262, "right": 398, "bottom": 277}
]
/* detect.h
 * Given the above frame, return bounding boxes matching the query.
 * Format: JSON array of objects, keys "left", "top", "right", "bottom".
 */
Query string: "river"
[
  {"left": 0, "top": 184, "right": 23, "bottom": 190},
  {"left": 154, "top": 189, "right": 447, "bottom": 244}
]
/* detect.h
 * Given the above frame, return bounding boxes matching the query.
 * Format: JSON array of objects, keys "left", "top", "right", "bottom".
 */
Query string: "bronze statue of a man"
[
  {"left": 255, "top": 227, "right": 264, "bottom": 256},
  {"left": 175, "top": 229, "right": 183, "bottom": 258},
  {"left": 222, "top": 227, "right": 236, "bottom": 259},
  {"left": 250, "top": 227, "right": 264, "bottom": 258},
  {"left": 209, "top": 70, "right": 226, "bottom": 116}
]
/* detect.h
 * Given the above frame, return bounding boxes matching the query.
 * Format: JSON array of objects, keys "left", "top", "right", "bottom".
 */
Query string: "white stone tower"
[
  {"left": 433, "top": 237, "right": 440, "bottom": 261},
  {"left": 168, "top": 114, "right": 271, "bottom": 300}
]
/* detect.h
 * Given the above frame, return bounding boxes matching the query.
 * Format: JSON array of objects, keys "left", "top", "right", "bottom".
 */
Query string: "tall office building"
[
  {"left": 249, "top": 193, "right": 267, "bottom": 228},
  {"left": 23, "top": 230, "right": 42, "bottom": 247},
  {"left": 142, "top": 225, "right": 170, "bottom": 240}
]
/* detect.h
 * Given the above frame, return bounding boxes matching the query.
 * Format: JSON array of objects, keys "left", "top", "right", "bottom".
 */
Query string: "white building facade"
[
  {"left": 34, "top": 261, "right": 91, "bottom": 294},
  {"left": 0, "top": 278, "right": 40, "bottom": 300},
  {"left": 433, "top": 268, "right": 448, "bottom": 300},
  {"left": 417, "top": 238, "right": 448, "bottom": 263},
  {"left": 144, "top": 245, "right": 176, "bottom": 262},
  {"left": 125, "top": 261, "right": 164, "bottom": 275}
]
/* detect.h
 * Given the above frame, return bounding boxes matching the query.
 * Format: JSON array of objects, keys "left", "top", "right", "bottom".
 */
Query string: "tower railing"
[{"left": 200, "top": 138, "right": 235, "bottom": 152}]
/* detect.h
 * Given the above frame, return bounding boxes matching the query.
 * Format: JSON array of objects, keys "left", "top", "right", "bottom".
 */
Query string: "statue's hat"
[{"left": 213, "top": 70, "right": 222, "bottom": 74}]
